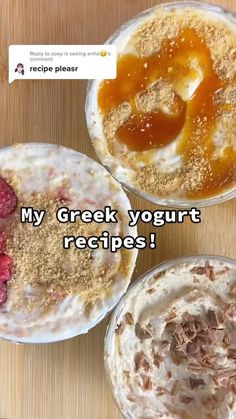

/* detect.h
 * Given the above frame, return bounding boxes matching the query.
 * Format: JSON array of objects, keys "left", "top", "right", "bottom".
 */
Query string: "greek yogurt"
[
  {"left": 0, "top": 143, "right": 137, "bottom": 343},
  {"left": 86, "top": 2, "right": 236, "bottom": 207}
]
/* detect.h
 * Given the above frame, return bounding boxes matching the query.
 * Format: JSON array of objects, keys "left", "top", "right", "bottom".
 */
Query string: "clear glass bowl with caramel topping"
[{"left": 86, "top": 2, "right": 236, "bottom": 207}]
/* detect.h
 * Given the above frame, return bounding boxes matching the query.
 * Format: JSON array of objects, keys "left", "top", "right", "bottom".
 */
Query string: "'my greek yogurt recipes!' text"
[{"left": 20, "top": 206, "right": 201, "bottom": 252}]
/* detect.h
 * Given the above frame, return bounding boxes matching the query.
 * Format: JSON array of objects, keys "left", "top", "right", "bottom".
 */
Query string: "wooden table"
[{"left": 0, "top": 0, "right": 235, "bottom": 418}]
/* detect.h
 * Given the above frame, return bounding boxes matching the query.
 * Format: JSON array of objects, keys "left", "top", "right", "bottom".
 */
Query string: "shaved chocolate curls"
[
  {"left": 135, "top": 323, "right": 152, "bottom": 341},
  {"left": 190, "top": 261, "right": 215, "bottom": 281}
]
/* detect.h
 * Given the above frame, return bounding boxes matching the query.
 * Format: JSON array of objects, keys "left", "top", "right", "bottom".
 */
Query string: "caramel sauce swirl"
[{"left": 98, "top": 27, "right": 236, "bottom": 198}]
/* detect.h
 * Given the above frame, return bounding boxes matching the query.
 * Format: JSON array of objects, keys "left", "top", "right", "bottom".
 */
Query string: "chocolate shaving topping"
[
  {"left": 125, "top": 312, "right": 134, "bottom": 325},
  {"left": 230, "top": 383, "right": 236, "bottom": 394},
  {"left": 187, "top": 342, "right": 200, "bottom": 357},
  {"left": 190, "top": 266, "right": 206, "bottom": 275},
  {"left": 179, "top": 395, "right": 194, "bottom": 404},
  {"left": 154, "top": 271, "right": 165, "bottom": 280},
  {"left": 194, "top": 315, "right": 208, "bottom": 332},
  {"left": 188, "top": 363, "right": 204, "bottom": 371},
  {"left": 134, "top": 351, "right": 150, "bottom": 372},
  {"left": 115, "top": 321, "right": 125, "bottom": 335},
  {"left": 182, "top": 312, "right": 195, "bottom": 322},
  {"left": 230, "top": 285, "right": 236, "bottom": 297},
  {"left": 166, "top": 322, "right": 177, "bottom": 334},
  {"left": 147, "top": 288, "right": 156, "bottom": 294},
  {"left": 190, "top": 261, "right": 215, "bottom": 281},
  {"left": 201, "top": 353, "right": 217, "bottom": 367},
  {"left": 217, "top": 310, "right": 226, "bottom": 324},
  {"left": 166, "top": 308, "right": 225, "bottom": 367},
  {"left": 216, "top": 267, "right": 229, "bottom": 276},
  {"left": 225, "top": 304, "right": 236, "bottom": 318},
  {"left": 217, "top": 368, "right": 236, "bottom": 378},
  {"left": 167, "top": 371, "right": 172, "bottom": 379},
  {"left": 174, "top": 324, "right": 191, "bottom": 348},
  {"left": 165, "top": 308, "right": 177, "bottom": 322},
  {"left": 228, "top": 348, "right": 236, "bottom": 360},
  {"left": 142, "top": 375, "right": 152, "bottom": 391},
  {"left": 171, "top": 347, "right": 187, "bottom": 365},
  {"left": 189, "top": 377, "right": 205, "bottom": 388},
  {"left": 160, "top": 340, "right": 170, "bottom": 350},
  {"left": 153, "top": 352, "right": 164, "bottom": 368},
  {"left": 206, "top": 309, "right": 220, "bottom": 328},
  {"left": 223, "top": 333, "right": 230, "bottom": 346},
  {"left": 135, "top": 323, "right": 152, "bottom": 340},
  {"left": 162, "top": 301, "right": 236, "bottom": 408},
  {"left": 205, "top": 261, "right": 215, "bottom": 281}
]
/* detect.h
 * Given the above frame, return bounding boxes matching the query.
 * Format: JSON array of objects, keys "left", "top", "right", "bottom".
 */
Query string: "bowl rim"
[
  {"left": 0, "top": 142, "right": 138, "bottom": 344},
  {"left": 85, "top": 0, "right": 236, "bottom": 209},
  {"left": 104, "top": 253, "right": 236, "bottom": 418}
]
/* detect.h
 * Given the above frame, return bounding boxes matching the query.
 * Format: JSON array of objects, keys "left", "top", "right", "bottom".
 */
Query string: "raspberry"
[
  {"left": 0, "top": 177, "right": 18, "bottom": 218},
  {"left": 56, "top": 188, "right": 71, "bottom": 203},
  {"left": 0, "top": 254, "right": 13, "bottom": 283},
  {"left": 0, "top": 231, "right": 6, "bottom": 253},
  {"left": 0, "top": 283, "right": 7, "bottom": 305}
]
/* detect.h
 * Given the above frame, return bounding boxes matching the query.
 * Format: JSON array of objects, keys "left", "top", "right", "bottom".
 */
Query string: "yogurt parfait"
[
  {"left": 86, "top": 2, "right": 236, "bottom": 207},
  {"left": 0, "top": 143, "right": 137, "bottom": 343},
  {"left": 105, "top": 256, "right": 236, "bottom": 418}
]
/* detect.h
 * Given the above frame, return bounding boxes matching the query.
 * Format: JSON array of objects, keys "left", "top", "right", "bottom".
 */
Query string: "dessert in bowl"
[
  {"left": 86, "top": 2, "right": 236, "bottom": 207},
  {"left": 0, "top": 143, "right": 137, "bottom": 343},
  {"left": 105, "top": 256, "right": 236, "bottom": 418}
]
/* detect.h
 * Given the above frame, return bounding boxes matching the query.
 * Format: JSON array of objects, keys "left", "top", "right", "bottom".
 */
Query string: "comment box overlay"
[{"left": 9, "top": 45, "right": 117, "bottom": 83}]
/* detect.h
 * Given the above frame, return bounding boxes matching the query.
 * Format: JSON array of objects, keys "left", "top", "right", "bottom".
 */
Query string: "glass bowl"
[
  {"left": 85, "top": 1, "right": 236, "bottom": 208},
  {"left": 0, "top": 143, "right": 138, "bottom": 343},
  {"left": 104, "top": 254, "right": 236, "bottom": 418}
]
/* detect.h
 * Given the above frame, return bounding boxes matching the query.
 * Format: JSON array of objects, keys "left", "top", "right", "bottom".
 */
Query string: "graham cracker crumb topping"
[
  {"left": 5, "top": 192, "right": 120, "bottom": 313},
  {"left": 98, "top": 8, "right": 236, "bottom": 200}
]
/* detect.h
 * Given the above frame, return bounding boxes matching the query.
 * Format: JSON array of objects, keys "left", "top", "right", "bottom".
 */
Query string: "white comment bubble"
[{"left": 9, "top": 45, "right": 117, "bottom": 83}]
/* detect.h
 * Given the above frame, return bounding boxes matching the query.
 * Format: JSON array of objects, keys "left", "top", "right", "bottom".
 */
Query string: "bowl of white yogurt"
[
  {"left": 86, "top": 2, "right": 236, "bottom": 207},
  {"left": 0, "top": 143, "right": 137, "bottom": 343},
  {"left": 105, "top": 255, "right": 236, "bottom": 419}
]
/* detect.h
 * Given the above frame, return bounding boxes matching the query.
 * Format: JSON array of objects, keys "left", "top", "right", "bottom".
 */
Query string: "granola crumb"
[{"left": 5, "top": 192, "right": 115, "bottom": 313}]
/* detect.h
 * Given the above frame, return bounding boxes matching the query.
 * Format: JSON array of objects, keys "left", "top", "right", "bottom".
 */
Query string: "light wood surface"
[{"left": 0, "top": 0, "right": 235, "bottom": 418}]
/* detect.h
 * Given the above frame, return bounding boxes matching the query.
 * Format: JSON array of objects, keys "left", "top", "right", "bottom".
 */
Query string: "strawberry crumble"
[
  {"left": 105, "top": 256, "right": 236, "bottom": 419},
  {"left": 0, "top": 143, "right": 137, "bottom": 343},
  {"left": 0, "top": 177, "right": 17, "bottom": 305}
]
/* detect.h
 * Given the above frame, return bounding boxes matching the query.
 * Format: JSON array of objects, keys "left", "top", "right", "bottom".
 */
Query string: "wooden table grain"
[{"left": 0, "top": 0, "right": 235, "bottom": 418}]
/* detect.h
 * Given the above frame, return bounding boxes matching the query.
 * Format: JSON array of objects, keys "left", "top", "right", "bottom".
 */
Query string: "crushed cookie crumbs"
[
  {"left": 98, "top": 8, "right": 236, "bottom": 199},
  {"left": 130, "top": 9, "right": 236, "bottom": 81},
  {"left": 5, "top": 192, "right": 118, "bottom": 313}
]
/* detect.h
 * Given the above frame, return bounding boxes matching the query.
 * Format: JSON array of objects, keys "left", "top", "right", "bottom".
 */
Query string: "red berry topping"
[
  {"left": 0, "top": 283, "right": 7, "bottom": 305},
  {"left": 56, "top": 187, "right": 71, "bottom": 203},
  {"left": 0, "top": 254, "right": 13, "bottom": 283},
  {"left": 0, "top": 177, "right": 18, "bottom": 218},
  {"left": 0, "top": 231, "right": 6, "bottom": 253}
]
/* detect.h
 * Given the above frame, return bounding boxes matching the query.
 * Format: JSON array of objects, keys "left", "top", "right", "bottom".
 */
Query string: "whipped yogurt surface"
[
  {"left": 105, "top": 256, "right": 236, "bottom": 419},
  {"left": 0, "top": 143, "right": 137, "bottom": 343}
]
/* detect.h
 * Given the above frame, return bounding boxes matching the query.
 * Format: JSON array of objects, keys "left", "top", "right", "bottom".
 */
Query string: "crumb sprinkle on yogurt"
[
  {"left": 86, "top": 3, "right": 236, "bottom": 206},
  {"left": 0, "top": 143, "right": 137, "bottom": 343}
]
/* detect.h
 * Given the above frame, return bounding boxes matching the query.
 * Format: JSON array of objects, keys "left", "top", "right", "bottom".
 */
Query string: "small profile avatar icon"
[{"left": 15, "top": 63, "right": 24, "bottom": 75}]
